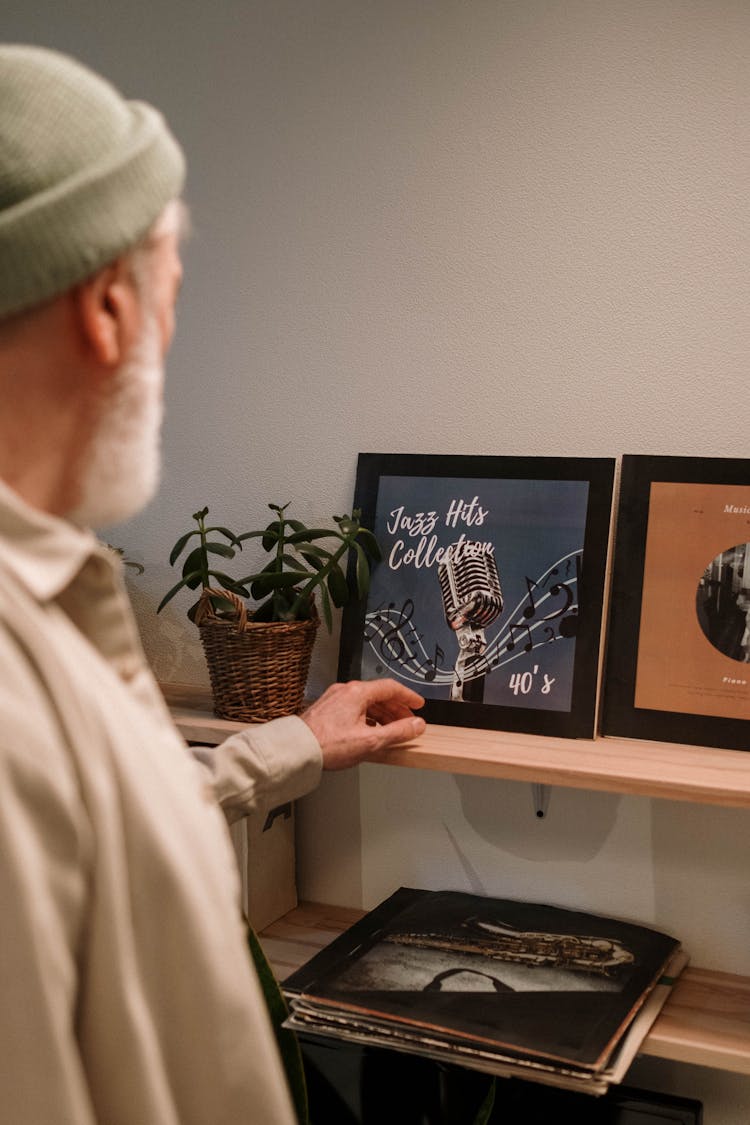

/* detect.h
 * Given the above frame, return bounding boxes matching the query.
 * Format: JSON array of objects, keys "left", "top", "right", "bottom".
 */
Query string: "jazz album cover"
[
  {"left": 283, "top": 888, "right": 682, "bottom": 1080},
  {"left": 602, "top": 455, "right": 750, "bottom": 749},
  {"left": 339, "top": 454, "right": 615, "bottom": 737}
]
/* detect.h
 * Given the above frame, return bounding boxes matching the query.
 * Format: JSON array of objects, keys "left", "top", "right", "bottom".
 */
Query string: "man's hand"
[{"left": 301, "top": 679, "right": 426, "bottom": 770}]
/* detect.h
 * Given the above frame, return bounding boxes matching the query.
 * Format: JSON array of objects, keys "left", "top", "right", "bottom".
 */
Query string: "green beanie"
[{"left": 0, "top": 45, "right": 185, "bottom": 319}]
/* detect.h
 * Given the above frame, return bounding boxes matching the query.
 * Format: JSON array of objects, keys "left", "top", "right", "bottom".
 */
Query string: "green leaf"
[
  {"left": 250, "top": 570, "right": 308, "bottom": 598},
  {"left": 336, "top": 516, "right": 357, "bottom": 536},
  {"left": 245, "top": 923, "right": 308, "bottom": 1123},
  {"left": 262, "top": 520, "right": 283, "bottom": 551},
  {"left": 204, "top": 542, "right": 236, "bottom": 559},
  {"left": 210, "top": 594, "right": 241, "bottom": 617},
  {"left": 354, "top": 541, "right": 371, "bottom": 599},
  {"left": 169, "top": 530, "right": 197, "bottom": 565},
  {"left": 182, "top": 546, "right": 206, "bottom": 579},
  {"left": 296, "top": 593, "right": 315, "bottom": 620},
  {"left": 297, "top": 548, "right": 325, "bottom": 571},
  {"left": 356, "top": 527, "right": 382, "bottom": 561},
  {"left": 295, "top": 542, "right": 331, "bottom": 561},
  {"left": 186, "top": 598, "right": 202, "bottom": 623},
  {"left": 192, "top": 506, "right": 209, "bottom": 521},
  {"left": 318, "top": 583, "right": 333, "bottom": 632},
  {"left": 157, "top": 574, "right": 198, "bottom": 613},
  {"left": 235, "top": 530, "right": 270, "bottom": 544},
  {"left": 208, "top": 526, "right": 242, "bottom": 547},
  {"left": 471, "top": 1078, "right": 496, "bottom": 1125},
  {"left": 251, "top": 596, "right": 276, "bottom": 622},
  {"left": 327, "top": 565, "right": 349, "bottom": 608},
  {"left": 209, "top": 571, "right": 250, "bottom": 596},
  {"left": 275, "top": 596, "right": 302, "bottom": 623},
  {"left": 286, "top": 528, "right": 338, "bottom": 545},
  {"left": 185, "top": 571, "right": 203, "bottom": 590}
]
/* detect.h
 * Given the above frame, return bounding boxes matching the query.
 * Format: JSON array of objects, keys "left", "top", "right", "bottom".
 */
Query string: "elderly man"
[{"left": 0, "top": 45, "right": 425, "bottom": 1124}]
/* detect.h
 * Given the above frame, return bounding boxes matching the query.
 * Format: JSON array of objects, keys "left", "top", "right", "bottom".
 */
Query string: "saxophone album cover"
[
  {"left": 284, "top": 887, "right": 682, "bottom": 1072},
  {"left": 339, "top": 454, "right": 615, "bottom": 737}
]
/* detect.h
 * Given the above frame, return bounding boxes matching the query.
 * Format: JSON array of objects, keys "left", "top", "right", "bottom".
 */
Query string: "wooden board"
[{"left": 162, "top": 682, "right": 750, "bottom": 808}]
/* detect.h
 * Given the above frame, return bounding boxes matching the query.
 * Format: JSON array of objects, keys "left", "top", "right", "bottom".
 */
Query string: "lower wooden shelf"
[{"left": 260, "top": 903, "right": 750, "bottom": 1077}]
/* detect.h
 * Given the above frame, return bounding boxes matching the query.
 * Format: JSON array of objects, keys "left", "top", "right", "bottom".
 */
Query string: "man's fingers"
[
  {"left": 367, "top": 715, "right": 426, "bottom": 752},
  {"left": 367, "top": 701, "right": 418, "bottom": 725},
  {"left": 357, "top": 677, "right": 425, "bottom": 711},
  {"left": 360, "top": 679, "right": 425, "bottom": 730},
  {"left": 303, "top": 679, "right": 427, "bottom": 770}
]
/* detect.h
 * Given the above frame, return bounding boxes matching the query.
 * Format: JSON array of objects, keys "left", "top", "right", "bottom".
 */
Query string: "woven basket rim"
[
  {"left": 198, "top": 614, "right": 319, "bottom": 636},
  {"left": 195, "top": 585, "right": 319, "bottom": 635}
]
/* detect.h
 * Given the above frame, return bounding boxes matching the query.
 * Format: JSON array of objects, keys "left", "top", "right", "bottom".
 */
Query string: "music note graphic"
[
  {"left": 521, "top": 576, "right": 538, "bottom": 619},
  {"left": 506, "top": 621, "right": 533, "bottom": 653},
  {"left": 363, "top": 602, "right": 387, "bottom": 643},
  {"left": 379, "top": 599, "right": 415, "bottom": 665},
  {"left": 558, "top": 608, "right": 578, "bottom": 637},
  {"left": 420, "top": 644, "right": 445, "bottom": 683},
  {"left": 541, "top": 567, "right": 559, "bottom": 588},
  {"left": 544, "top": 582, "right": 573, "bottom": 619},
  {"left": 518, "top": 574, "right": 573, "bottom": 625}
]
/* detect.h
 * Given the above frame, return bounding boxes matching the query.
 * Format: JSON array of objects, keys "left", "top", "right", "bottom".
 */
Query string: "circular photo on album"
[{"left": 696, "top": 542, "right": 750, "bottom": 664}]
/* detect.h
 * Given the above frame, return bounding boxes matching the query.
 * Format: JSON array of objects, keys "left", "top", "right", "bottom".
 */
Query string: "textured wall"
[{"left": 5, "top": 3, "right": 750, "bottom": 1117}]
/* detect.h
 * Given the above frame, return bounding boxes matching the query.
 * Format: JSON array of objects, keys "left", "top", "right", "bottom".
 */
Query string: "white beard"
[{"left": 68, "top": 313, "right": 164, "bottom": 529}]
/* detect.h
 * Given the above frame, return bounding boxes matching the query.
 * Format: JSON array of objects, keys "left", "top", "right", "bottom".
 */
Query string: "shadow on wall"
[{"left": 453, "top": 775, "right": 623, "bottom": 862}]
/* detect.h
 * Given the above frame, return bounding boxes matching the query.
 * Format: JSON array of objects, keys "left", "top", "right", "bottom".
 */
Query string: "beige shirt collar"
[{"left": 0, "top": 478, "right": 111, "bottom": 602}]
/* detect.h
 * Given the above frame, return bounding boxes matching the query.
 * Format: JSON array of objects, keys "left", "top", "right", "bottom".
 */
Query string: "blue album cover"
[
  {"left": 362, "top": 475, "right": 588, "bottom": 713},
  {"left": 339, "top": 454, "right": 614, "bottom": 737}
]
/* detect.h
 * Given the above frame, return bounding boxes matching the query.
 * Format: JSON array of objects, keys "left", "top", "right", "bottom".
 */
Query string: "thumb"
[{"left": 370, "top": 715, "right": 426, "bottom": 752}]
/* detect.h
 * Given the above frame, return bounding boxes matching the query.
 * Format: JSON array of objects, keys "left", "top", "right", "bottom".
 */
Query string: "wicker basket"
[{"left": 194, "top": 587, "right": 319, "bottom": 723}]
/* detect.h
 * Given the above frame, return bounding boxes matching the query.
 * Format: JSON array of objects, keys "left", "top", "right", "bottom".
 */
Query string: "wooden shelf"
[
  {"left": 162, "top": 682, "right": 750, "bottom": 808},
  {"left": 260, "top": 903, "right": 750, "bottom": 1077},
  {"left": 373, "top": 725, "right": 750, "bottom": 808},
  {"left": 163, "top": 682, "right": 750, "bottom": 1076}
]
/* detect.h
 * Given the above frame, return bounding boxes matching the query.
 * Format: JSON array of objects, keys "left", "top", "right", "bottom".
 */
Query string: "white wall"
[{"left": 6, "top": 1, "right": 750, "bottom": 1118}]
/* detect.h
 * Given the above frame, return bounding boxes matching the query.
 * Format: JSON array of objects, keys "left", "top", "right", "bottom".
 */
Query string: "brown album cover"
[
  {"left": 602, "top": 456, "right": 750, "bottom": 748},
  {"left": 635, "top": 481, "right": 750, "bottom": 720}
]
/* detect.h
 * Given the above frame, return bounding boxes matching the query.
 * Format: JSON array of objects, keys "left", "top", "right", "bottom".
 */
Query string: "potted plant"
[{"left": 158, "top": 503, "right": 380, "bottom": 722}]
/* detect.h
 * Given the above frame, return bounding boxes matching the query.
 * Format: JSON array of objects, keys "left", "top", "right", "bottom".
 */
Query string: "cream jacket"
[{"left": 0, "top": 481, "right": 323, "bottom": 1124}]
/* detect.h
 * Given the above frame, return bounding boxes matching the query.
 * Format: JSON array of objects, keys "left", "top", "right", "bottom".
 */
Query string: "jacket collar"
[{"left": 0, "top": 478, "right": 113, "bottom": 602}]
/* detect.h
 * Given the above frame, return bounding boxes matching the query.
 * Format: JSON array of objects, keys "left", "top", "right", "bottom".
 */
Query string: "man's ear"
[{"left": 73, "top": 260, "right": 142, "bottom": 367}]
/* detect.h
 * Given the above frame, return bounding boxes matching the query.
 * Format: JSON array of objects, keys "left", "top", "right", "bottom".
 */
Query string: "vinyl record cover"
[
  {"left": 284, "top": 889, "right": 682, "bottom": 1085},
  {"left": 602, "top": 455, "right": 750, "bottom": 748},
  {"left": 635, "top": 481, "right": 750, "bottom": 720},
  {"left": 339, "top": 454, "right": 614, "bottom": 738}
]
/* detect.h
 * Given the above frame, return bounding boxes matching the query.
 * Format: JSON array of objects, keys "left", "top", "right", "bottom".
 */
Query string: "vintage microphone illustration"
[{"left": 437, "top": 542, "right": 504, "bottom": 702}]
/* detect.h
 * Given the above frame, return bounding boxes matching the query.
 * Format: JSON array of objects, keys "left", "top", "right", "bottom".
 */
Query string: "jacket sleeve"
[
  {"left": 190, "top": 715, "right": 323, "bottom": 823},
  {"left": 0, "top": 717, "right": 97, "bottom": 1124}
]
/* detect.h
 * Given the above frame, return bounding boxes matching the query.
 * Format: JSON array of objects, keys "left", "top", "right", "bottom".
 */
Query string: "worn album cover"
[{"left": 284, "top": 888, "right": 683, "bottom": 1091}]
